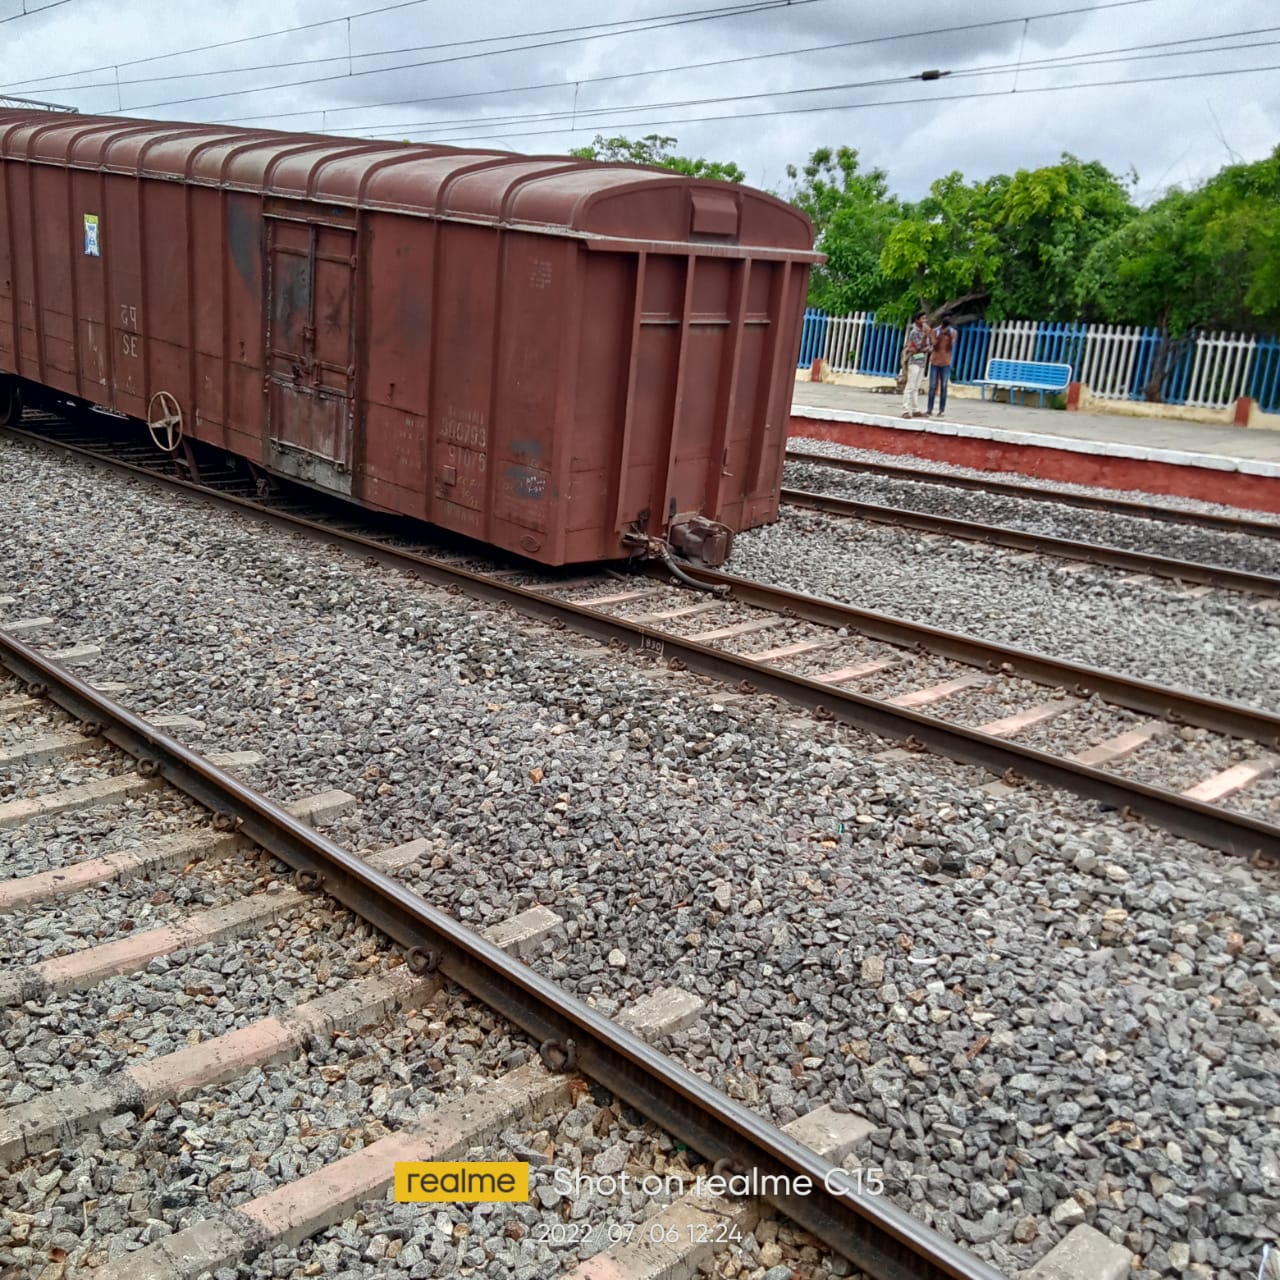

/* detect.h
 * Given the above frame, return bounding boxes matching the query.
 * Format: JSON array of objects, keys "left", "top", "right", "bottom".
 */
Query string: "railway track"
[
  {"left": 5, "top": 416, "right": 1278, "bottom": 866},
  {"left": 775, "top": 464, "right": 1280, "bottom": 599},
  {"left": 784, "top": 446, "right": 1280, "bottom": 541},
  {"left": 777, "top": 485, "right": 1280, "bottom": 597},
  {"left": 0, "top": 622, "right": 1004, "bottom": 1280}
]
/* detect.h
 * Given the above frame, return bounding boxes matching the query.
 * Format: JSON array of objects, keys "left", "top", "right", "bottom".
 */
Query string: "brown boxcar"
[{"left": 0, "top": 110, "right": 817, "bottom": 565}]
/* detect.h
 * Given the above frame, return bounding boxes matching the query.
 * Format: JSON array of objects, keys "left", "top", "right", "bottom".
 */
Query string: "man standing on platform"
[
  {"left": 902, "top": 311, "right": 931, "bottom": 419},
  {"left": 927, "top": 313, "right": 957, "bottom": 416}
]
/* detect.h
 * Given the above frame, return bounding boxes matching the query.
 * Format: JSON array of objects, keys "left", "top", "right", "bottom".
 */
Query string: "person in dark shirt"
[{"left": 927, "top": 315, "right": 957, "bottom": 416}]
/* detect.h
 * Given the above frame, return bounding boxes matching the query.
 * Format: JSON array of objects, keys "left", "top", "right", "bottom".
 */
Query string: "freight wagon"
[{"left": 0, "top": 110, "right": 818, "bottom": 567}]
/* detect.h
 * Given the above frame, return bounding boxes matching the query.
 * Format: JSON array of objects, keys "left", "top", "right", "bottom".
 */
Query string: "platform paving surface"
[{"left": 791, "top": 381, "right": 1280, "bottom": 465}]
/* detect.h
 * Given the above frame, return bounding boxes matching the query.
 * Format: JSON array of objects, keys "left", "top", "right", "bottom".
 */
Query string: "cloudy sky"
[{"left": 2, "top": 0, "right": 1276, "bottom": 203}]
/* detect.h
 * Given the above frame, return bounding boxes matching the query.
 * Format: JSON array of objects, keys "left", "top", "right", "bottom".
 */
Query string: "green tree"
[
  {"left": 877, "top": 170, "right": 1002, "bottom": 322},
  {"left": 878, "top": 155, "right": 1135, "bottom": 323},
  {"left": 1075, "top": 193, "right": 1197, "bottom": 333},
  {"left": 783, "top": 146, "right": 901, "bottom": 314},
  {"left": 1078, "top": 146, "right": 1280, "bottom": 336},
  {"left": 569, "top": 133, "right": 745, "bottom": 184},
  {"left": 989, "top": 155, "right": 1136, "bottom": 318}
]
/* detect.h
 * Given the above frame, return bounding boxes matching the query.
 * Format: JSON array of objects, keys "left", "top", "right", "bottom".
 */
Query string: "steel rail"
[
  {"left": 11, "top": 418, "right": 1278, "bottom": 746},
  {"left": 6, "top": 421, "right": 1280, "bottom": 861},
  {"left": 779, "top": 487, "right": 1280, "bottom": 598},
  {"left": 785, "top": 447, "right": 1280, "bottom": 542},
  {"left": 671, "top": 565, "right": 1280, "bottom": 749},
  {"left": 0, "top": 628, "right": 1004, "bottom": 1280}
]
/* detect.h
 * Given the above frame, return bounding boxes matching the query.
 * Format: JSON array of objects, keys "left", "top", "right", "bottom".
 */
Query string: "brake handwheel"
[{"left": 147, "top": 390, "right": 184, "bottom": 452}]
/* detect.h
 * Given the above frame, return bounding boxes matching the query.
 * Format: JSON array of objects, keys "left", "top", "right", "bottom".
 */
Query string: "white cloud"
[{"left": 2, "top": 0, "right": 1275, "bottom": 200}]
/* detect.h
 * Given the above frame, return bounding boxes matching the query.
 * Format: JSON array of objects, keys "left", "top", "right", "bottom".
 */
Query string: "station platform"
[{"left": 790, "top": 382, "right": 1280, "bottom": 515}]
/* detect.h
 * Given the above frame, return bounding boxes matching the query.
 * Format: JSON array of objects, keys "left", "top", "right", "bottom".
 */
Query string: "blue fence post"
[
  {"left": 1167, "top": 332, "right": 1195, "bottom": 404},
  {"left": 1129, "top": 329, "right": 1154, "bottom": 401},
  {"left": 954, "top": 320, "right": 990, "bottom": 384},
  {"left": 800, "top": 307, "right": 1279, "bottom": 411},
  {"left": 796, "top": 308, "right": 829, "bottom": 369},
  {"left": 1249, "top": 336, "right": 1280, "bottom": 413}
]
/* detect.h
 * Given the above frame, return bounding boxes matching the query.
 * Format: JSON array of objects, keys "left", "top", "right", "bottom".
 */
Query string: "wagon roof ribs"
[{"left": 0, "top": 108, "right": 821, "bottom": 259}]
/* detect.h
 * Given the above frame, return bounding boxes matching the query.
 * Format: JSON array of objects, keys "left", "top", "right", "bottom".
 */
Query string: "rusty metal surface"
[
  {"left": 0, "top": 626, "right": 1005, "bottom": 1280},
  {"left": 0, "top": 108, "right": 817, "bottom": 565}
]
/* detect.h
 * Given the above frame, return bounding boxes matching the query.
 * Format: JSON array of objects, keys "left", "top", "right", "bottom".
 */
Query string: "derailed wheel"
[{"left": 0, "top": 379, "right": 22, "bottom": 427}]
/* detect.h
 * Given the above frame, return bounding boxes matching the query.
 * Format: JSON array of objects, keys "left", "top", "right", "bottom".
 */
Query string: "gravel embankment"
[
  {"left": 0, "top": 903, "right": 393, "bottom": 1107},
  {"left": 2, "top": 436, "right": 1278, "bottom": 1280},
  {"left": 3, "top": 973, "right": 532, "bottom": 1273},
  {"left": 732, "top": 507, "right": 1280, "bottom": 712},
  {"left": 782, "top": 456, "right": 1280, "bottom": 577},
  {"left": 786, "top": 435, "right": 1280, "bottom": 525}
]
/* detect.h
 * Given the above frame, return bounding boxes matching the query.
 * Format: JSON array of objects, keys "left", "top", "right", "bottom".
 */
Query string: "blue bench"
[{"left": 979, "top": 359, "right": 1072, "bottom": 408}]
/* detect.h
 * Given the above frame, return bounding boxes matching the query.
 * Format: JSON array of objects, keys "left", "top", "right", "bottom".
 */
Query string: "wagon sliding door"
[{"left": 264, "top": 213, "right": 357, "bottom": 495}]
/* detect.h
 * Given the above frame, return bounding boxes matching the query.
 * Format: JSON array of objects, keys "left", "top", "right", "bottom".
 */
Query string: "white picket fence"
[
  {"left": 1081, "top": 327, "right": 1258, "bottom": 405},
  {"left": 1184, "top": 331, "right": 1257, "bottom": 407},
  {"left": 986, "top": 319, "right": 1040, "bottom": 363},
  {"left": 1078, "top": 325, "right": 1147, "bottom": 401},
  {"left": 819, "top": 311, "right": 873, "bottom": 373},
  {"left": 813, "top": 311, "right": 1261, "bottom": 410}
]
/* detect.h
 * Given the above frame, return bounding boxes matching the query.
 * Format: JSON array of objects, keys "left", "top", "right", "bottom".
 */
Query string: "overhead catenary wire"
[
  {"left": 410, "top": 60, "right": 1280, "bottom": 147},
  {"left": 6, "top": 0, "right": 808, "bottom": 95},
  {"left": 0, "top": 0, "right": 820, "bottom": 98},
  {"left": 217, "top": 0, "right": 1208, "bottom": 129},
  {"left": 10, "top": 0, "right": 1161, "bottom": 105},
  {"left": 120, "top": 0, "right": 828, "bottom": 114},
  {"left": 0, "top": 0, "right": 433, "bottom": 86},
  {"left": 317, "top": 30, "right": 1280, "bottom": 141},
  {"left": 7, "top": 0, "right": 1168, "bottom": 121},
  {"left": 217, "top": 10, "right": 1269, "bottom": 129},
  {"left": 3, "top": 0, "right": 1268, "bottom": 158},
  {"left": 0, "top": 0, "right": 71, "bottom": 24}
]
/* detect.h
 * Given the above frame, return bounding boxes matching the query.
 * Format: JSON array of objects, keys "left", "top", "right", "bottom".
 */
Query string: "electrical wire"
[
  {"left": 413, "top": 60, "right": 1280, "bottom": 147},
  {"left": 125, "top": 0, "right": 825, "bottom": 114},
  {"left": 323, "top": 31, "right": 1280, "bottom": 141},
  {"left": 0, "top": 0, "right": 431, "bottom": 87},
  {"left": 2, "top": 0, "right": 816, "bottom": 101},
  {"left": 14, "top": 0, "right": 804, "bottom": 95},
  {"left": 0, "top": 0, "right": 72, "bottom": 25},
  {"left": 218, "top": 0, "right": 1189, "bottom": 129}
]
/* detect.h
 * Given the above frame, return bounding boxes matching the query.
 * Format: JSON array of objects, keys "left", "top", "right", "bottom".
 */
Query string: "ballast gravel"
[
  {"left": 258, "top": 1094, "right": 862, "bottom": 1280},
  {"left": 1, "top": 845, "right": 281, "bottom": 963},
  {"left": 1, "top": 436, "right": 1278, "bottom": 1279},
  {"left": 731, "top": 507, "right": 1280, "bottom": 712},
  {"left": 782, "top": 456, "right": 1280, "bottom": 578},
  {"left": 0, "top": 790, "right": 210, "bottom": 880},
  {"left": 786, "top": 434, "right": 1280, "bottom": 526},
  {"left": 2, "top": 986, "right": 523, "bottom": 1275},
  {"left": 1, "top": 905, "right": 391, "bottom": 1105}
]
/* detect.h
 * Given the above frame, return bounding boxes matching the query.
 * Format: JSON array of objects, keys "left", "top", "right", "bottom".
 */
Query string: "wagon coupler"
[{"left": 623, "top": 519, "right": 733, "bottom": 596}]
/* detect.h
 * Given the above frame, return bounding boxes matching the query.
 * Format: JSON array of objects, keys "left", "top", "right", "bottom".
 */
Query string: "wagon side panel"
[
  {"left": 224, "top": 191, "right": 268, "bottom": 462},
  {"left": 748, "top": 258, "right": 812, "bottom": 526},
  {"left": 32, "top": 163, "right": 77, "bottom": 389},
  {"left": 68, "top": 167, "right": 109, "bottom": 400},
  {"left": 673, "top": 253, "right": 736, "bottom": 522},
  {"left": 139, "top": 178, "right": 195, "bottom": 445},
  {"left": 565, "top": 249, "right": 635, "bottom": 563},
  {"left": 488, "top": 230, "right": 579, "bottom": 564},
  {"left": 358, "top": 209, "right": 434, "bottom": 519},
  {"left": 0, "top": 155, "right": 29, "bottom": 380},
  {"left": 425, "top": 221, "right": 500, "bottom": 547},
  {"left": 189, "top": 183, "right": 228, "bottom": 448}
]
